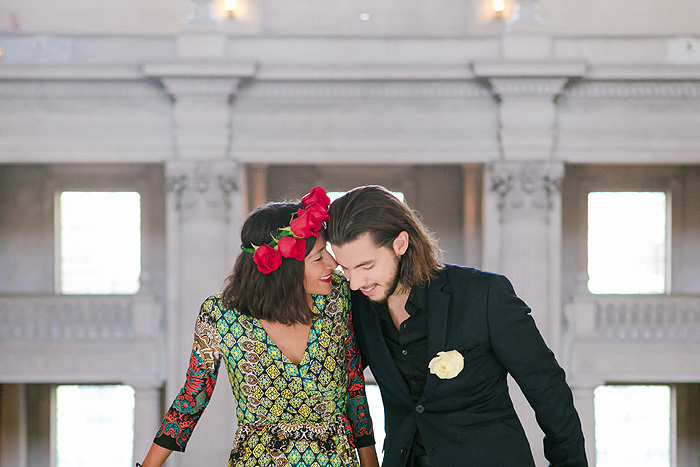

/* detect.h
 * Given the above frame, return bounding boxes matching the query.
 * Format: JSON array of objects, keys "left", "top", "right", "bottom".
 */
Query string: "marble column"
[
  {"left": 473, "top": 32, "right": 587, "bottom": 466},
  {"left": 486, "top": 161, "right": 564, "bottom": 348},
  {"left": 164, "top": 160, "right": 245, "bottom": 466}
]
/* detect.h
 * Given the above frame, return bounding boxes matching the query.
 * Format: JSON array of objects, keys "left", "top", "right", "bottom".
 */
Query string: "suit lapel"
[
  {"left": 356, "top": 296, "right": 412, "bottom": 400},
  {"left": 423, "top": 270, "right": 450, "bottom": 398}
]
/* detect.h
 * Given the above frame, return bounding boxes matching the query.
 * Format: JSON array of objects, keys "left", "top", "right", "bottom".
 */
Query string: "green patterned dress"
[{"left": 153, "top": 272, "right": 374, "bottom": 466}]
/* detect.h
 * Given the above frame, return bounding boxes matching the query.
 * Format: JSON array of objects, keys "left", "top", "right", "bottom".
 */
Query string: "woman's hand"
[
  {"left": 139, "top": 443, "right": 172, "bottom": 467},
  {"left": 357, "top": 445, "right": 380, "bottom": 467}
]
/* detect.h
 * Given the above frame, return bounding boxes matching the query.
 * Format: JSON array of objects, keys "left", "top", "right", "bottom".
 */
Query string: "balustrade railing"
[
  {"left": 0, "top": 294, "right": 162, "bottom": 342},
  {"left": 567, "top": 294, "right": 700, "bottom": 341}
]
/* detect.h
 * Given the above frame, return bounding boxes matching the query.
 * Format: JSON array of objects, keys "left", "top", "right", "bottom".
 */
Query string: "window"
[
  {"left": 594, "top": 385, "right": 671, "bottom": 466},
  {"left": 56, "top": 385, "right": 135, "bottom": 467},
  {"left": 58, "top": 191, "right": 141, "bottom": 294},
  {"left": 587, "top": 192, "right": 668, "bottom": 294}
]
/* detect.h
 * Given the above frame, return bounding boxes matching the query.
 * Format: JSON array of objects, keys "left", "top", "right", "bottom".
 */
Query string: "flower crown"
[{"left": 241, "top": 186, "right": 331, "bottom": 274}]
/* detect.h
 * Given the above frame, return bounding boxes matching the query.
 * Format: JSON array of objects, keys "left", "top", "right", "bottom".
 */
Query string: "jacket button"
[
  {"left": 415, "top": 404, "right": 425, "bottom": 413},
  {"left": 400, "top": 448, "right": 408, "bottom": 456}
]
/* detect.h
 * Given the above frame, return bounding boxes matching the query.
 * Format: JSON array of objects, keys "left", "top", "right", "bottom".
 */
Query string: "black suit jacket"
[{"left": 351, "top": 265, "right": 587, "bottom": 467}]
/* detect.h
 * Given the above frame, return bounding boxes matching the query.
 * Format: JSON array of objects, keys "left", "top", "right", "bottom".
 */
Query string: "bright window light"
[
  {"left": 587, "top": 192, "right": 667, "bottom": 294},
  {"left": 59, "top": 192, "right": 141, "bottom": 295},
  {"left": 56, "top": 385, "right": 135, "bottom": 467},
  {"left": 365, "top": 384, "right": 385, "bottom": 464},
  {"left": 594, "top": 385, "right": 671, "bottom": 467}
]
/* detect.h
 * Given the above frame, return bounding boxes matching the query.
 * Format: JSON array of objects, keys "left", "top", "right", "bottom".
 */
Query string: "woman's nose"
[{"left": 325, "top": 254, "right": 338, "bottom": 269}]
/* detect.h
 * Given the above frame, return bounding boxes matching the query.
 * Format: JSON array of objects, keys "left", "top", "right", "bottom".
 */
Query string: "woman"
[{"left": 139, "top": 187, "right": 378, "bottom": 467}]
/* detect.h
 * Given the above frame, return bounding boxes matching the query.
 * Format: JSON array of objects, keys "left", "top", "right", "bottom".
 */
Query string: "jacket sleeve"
[
  {"left": 341, "top": 278, "right": 376, "bottom": 449},
  {"left": 153, "top": 297, "right": 222, "bottom": 452},
  {"left": 486, "top": 274, "right": 588, "bottom": 467}
]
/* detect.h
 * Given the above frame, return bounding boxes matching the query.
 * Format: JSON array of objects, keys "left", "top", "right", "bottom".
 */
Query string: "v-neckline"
[{"left": 253, "top": 313, "right": 318, "bottom": 367}]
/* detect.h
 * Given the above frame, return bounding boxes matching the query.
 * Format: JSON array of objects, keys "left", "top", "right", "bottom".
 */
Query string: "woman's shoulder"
[{"left": 199, "top": 293, "right": 235, "bottom": 322}]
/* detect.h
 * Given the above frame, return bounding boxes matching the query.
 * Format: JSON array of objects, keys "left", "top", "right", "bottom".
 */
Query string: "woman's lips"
[{"left": 319, "top": 273, "right": 332, "bottom": 283}]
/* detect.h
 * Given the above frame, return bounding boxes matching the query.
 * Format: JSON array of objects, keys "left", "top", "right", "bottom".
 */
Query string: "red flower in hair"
[
  {"left": 301, "top": 186, "right": 331, "bottom": 209},
  {"left": 304, "top": 202, "right": 330, "bottom": 223},
  {"left": 290, "top": 208, "right": 322, "bottom": 238},
  {"left": 277, "top": 236, "right": 307, "bottom": 261},
  {"left": 253, "top": 244, "right": 281, "bottom": 274}
]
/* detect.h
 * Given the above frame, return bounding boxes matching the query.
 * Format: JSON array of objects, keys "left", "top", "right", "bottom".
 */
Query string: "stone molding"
[
  {"left": 473, "top": 60, "right": 586, "bottom": 98},
  {"left": 585, "top": 64, "right": 700, "bottom": 80},
  {"left": 160, "top": 77, "right": 242, "bottom": 98},
  {"left": 0, "top": 64, "right": 143, "bottom": 80},
  {"left": 141, "top": 61, "right": 258, "bottom": 79},
  {"left": 256, "top": 65, "right": 477, "bottom": 81},
  {"left": 472, "top": 60, "right": 587, "bottom": 78},
  {"left": 242, "top": 81, "right": 492, "bottom": 99},
  {"left": 0, "top": 80, "right": 162, "bottom": 99},
  {"left": 565, "top": 81, "right": 700, "bottom": 99},
  {"left": 166, "top": 161, "right": 239, "bottom": 215},
  {"left": 488, "top": 161, "right": 564, "bottom": 215},
  {"left": 489, "top": 77, "right": 569, "bottom": 97}
]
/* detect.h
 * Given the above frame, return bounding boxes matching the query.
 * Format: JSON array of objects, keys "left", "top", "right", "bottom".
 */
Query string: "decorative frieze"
[
  {"left": 565, "top": 81, "right": 700, "bottom": 100},
  {"left": 241, "top": 81, "right": 492, "bottom": 100},
  {"left": 488, "top": 161, "right": 564, "bottom": 218},
  {"left": 489, "top": 77, "right": 569, "bottom": 97},
  {"left": 0, "top": 80, "right": 161, "bottom": 99}
]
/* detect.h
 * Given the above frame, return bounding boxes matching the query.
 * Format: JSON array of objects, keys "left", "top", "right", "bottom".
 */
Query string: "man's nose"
[{"left": 346, "top": 271, "right": 363, "bottom": 291}]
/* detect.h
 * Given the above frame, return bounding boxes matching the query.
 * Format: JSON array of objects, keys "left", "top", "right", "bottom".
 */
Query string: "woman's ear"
[{"left": 393, "top": 231, "right": 409, "bottom": 256}]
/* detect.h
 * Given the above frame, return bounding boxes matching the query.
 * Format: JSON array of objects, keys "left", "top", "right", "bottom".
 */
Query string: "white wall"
[{"left": 1, "top": 0, "right": 699, "bottom": 37}]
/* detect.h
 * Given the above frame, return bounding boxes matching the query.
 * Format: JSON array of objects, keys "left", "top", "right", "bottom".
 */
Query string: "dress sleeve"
[
  {"left": 153, "top": 297, "right": 223, "bottom": 452},
  {"left": 341, "top": 279, "right": 376, "bottom": 449}
]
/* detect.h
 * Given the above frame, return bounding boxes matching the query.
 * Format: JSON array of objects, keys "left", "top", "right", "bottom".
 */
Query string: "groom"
[{"left": 327, "top": 185, "right": 587, "bottom": 467}]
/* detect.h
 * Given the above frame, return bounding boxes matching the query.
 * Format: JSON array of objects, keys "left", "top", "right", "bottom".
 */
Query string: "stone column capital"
[
  {"left": 488, "top": 161, "right": 564, "bottom": 218},
  {"left": 142, "top": 62, "right": 257, "bottom": 160},
  {"left": 472, "top": 60, "right": 587, "bottom": 98},
  {"left": 142, "top": 61, "right": 258, "bottom": 99},
  {"left": 166, "top": 161, "right": 240, "bottom": 219},
  {"left": 472, "top": 60, "right": 586, "bottom": 160}
]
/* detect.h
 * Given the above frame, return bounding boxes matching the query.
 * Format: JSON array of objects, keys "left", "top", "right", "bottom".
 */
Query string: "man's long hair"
[{"left": 327, "top": 185, "right": 443, "bottom": 289}]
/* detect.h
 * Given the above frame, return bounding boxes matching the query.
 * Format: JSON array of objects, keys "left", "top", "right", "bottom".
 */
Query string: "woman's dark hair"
[
  {"left": 327, "top": 185, "right": 443, "bottom": 290},
  {"left": 222, "top": 202, "right": 319, "bottom": 325}
]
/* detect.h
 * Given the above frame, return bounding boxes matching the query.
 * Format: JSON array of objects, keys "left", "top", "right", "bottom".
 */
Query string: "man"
[{"left": 327, "top": 185, "right": 587, "bottom": 467}]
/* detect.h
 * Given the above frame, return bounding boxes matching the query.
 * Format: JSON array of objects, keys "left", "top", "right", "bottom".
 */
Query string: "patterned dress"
[{"left": 153, "top": 272, "right": 374, "bottom": 467}]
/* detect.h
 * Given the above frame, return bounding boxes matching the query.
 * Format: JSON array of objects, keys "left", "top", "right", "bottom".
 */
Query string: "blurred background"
[{"left": 1, "top": 1, "right": 700, "bottom": 466}]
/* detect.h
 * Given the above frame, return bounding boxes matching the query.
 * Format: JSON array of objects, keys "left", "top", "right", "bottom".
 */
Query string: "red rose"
[
  {"left": 277, "top": 236, "right": 307, "bottom": 261},
  {"left": 253, "top": 244, "right": 281, "bottom": 274},
  {"left": 290, "top": 209, "right": 322, "bottom": 238},
  {"left": 304, "top": 202, "right": 330, "bottom": 223},
  {"left": 301, "top": 186, "right": 330, "bottom": 209}
]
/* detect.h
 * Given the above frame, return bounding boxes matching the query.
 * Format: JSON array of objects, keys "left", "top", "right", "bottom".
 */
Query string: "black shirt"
[{"left": 370, "top": 286, "right": 430, "bottom": 457}]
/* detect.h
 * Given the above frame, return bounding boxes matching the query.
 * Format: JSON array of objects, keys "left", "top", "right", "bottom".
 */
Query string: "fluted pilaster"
[{"left": 163, "top": 160, "right": 243, "bottom": 466}]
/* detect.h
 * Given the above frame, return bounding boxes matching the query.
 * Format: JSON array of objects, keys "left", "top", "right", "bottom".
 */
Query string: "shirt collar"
[{"left": 369, "top": 285, "right": 427, "bottom": 319}]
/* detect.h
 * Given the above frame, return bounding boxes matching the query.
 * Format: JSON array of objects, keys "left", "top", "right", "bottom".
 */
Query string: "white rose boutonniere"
[{"left": 428, "top": 350, "right": 464, "bottom": 380}]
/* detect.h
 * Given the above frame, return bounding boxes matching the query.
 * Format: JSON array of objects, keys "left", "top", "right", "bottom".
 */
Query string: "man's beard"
[{"left": 369, "top": 255, "right": 401, "bottom": 304}]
